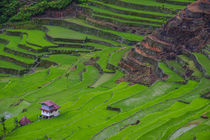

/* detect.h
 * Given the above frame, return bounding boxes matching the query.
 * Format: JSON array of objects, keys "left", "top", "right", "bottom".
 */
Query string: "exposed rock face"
[{"left": 120, "top": 0, "right": 210, "bottom": 85}]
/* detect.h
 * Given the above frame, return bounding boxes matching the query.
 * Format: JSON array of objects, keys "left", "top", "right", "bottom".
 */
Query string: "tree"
[{"left": 1, "top": 116, "right": 6, "bottom": 136}]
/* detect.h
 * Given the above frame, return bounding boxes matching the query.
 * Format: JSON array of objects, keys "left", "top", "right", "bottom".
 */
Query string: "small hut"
[
  {"left": 40, "top": 100, "right": 60, "bottom": 118},
  {"left": 19, "top": 116, "right": 32, "bottom": 126}
]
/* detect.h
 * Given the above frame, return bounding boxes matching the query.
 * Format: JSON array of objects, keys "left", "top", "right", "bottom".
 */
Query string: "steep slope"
[
  {"left": 1, "top": 1, "right": 210, "bottom": 140},
  {"left": 120, "top": 0, "right": 210, "bottom": 85}
]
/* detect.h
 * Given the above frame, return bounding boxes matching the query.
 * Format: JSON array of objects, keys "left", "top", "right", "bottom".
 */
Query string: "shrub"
[{"left": 1, "top": 0, "right": 86, "bottom": 23}]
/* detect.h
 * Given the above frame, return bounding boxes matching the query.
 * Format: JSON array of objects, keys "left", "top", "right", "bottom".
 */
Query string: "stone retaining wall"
[
  {"left": 0, "top": 55, "right": 33, "bottom": 68},
  {"left": 39, "top": 59, "right": 57, "bottom": 68},
  {"left": 89, "top": 0, "right": 176, "bottom": 14},
  {"left": 183, "top": 51, "right": 210, "bottom": 78},
  {"left": 33, "top": 18, "right": 137, "bottom": 45},
  {"left": 107, "top": 105, "right": 121, "bottom": 112},
  {"left": 0, "top": 67, "right": 29, "bottom": 75},
  {"left": 4, "top": 47, "right": 37, "bottom": 59},
  {"left": 164, "top": 60, "right": 186, "bottom": 78}
]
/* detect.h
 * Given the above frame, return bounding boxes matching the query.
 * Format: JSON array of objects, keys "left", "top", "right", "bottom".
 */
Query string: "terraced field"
[{"left": 0, "top": 0, "right": 209, "bottom": 140}]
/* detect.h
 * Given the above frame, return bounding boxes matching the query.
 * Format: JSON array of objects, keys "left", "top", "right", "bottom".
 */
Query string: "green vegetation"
[
  {"left": 0, "top": 59, "right": 24, "bottom": 70},
  {"left": 167, "top": 60, "right": 186, "bottom": 76},
  {"left": 159, "top": 62, "right": 184, "bottom": 82},
  {"left": 7, "top": 29, "right": 56, "bottom": 47},
  {"left": 43, "top": 54, "right": 78, "bottom": 65},
  {"left": 0, "top": 0, "right": 209, "bottom": 140},
  {"left": 178, "top": 55, "right": 202, "bottom": 78},
  {"left": 193, "top": 53, "right": 210, "bottom": 75},
  {"left": 0, "top": 0, "right": 20, "bottom": 24},
  {"left": 64, "top": 18, "right": 144, "bottom": 42},
  {"left": 121, "top": 0, "right": 187, "bottom": 10}
]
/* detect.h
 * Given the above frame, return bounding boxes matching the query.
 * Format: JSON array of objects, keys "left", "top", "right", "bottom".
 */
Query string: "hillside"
[
  {"left": 120, "top": 0, "right": 210, "bottom": 85},
  {"left": 0, "top": 0, "right": 210, "bottom": 140}
]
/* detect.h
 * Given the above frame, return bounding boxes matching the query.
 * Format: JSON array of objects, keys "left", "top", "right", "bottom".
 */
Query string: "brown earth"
[{"left": 120, "top": 0, "right": 210, "bottom": 85}]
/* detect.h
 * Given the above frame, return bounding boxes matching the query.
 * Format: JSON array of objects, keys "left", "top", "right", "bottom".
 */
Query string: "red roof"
[
  {"left": 40, "top": 100, "right": 60, "bottom": 110},
  {"left": 19, "top": 116, "right": 32, "bottom": 126}
]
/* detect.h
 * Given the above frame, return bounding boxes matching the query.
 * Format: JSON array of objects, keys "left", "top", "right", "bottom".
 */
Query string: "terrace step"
[
  {"left": 135, "top": 47, "right": 158, "bottom": 60},
  {"left": 83, "top": 14, "right": 160, "bottom": 32},
  {"left": 0, "top": 42, "right": 35, "bottom": 68},
  {"left": 0, "top": 35, "right": 40, "bottom": 59},
  {"left": 119, "top": 58, "right": 138, "bottom": 72},
  {"left": 6, "top": 29, "right": 56, "bottom": 48},
  {"left": 86, "top": 0, "right": 174, "bottom": 20},
  {"left": 158, "top": 62, "right": 184, "bottom": 82},
  {"left": 164, "top": 0, "right": 192, "bottom": 6},
  {"left": 165, "top": 60, "right": 187, "bottom": 78},
  {"left": 43, "top": 25, "right": 120, "bottom": 47},
  {"left": 0, "top": 59, "right": 25, "bottom": 70},
  {"left": 202, "top": 49, "right": 210, "bottom": 59},
  {"left": 4, "top": 47, "right": 38, "bottom": 59},
  {"left": 18, "top": 43, "right": 47, "bottom": 53},
  {"left": 54, "top": 42, "right": 103, "bottom": 51},
  {"left": 141, "top": 41, "right": 162, "bottom": 53},
  {"left": 146, "top": 35, "right": 171, "bottom": 51},
  {"left": 206, "top": 44, "right": 210, "bottom": 51},
  {"left": 0, "top": 54, "right": 34, "bottom": 68},
  {"left": 136, "top": 41, "right": 162, "bottom": 57},
  {"left": 128, "top": 48, "right": 158, "bottom": 67},
  {"left": 80, "top": 5, "right": 163, "bottom": 24},
  {"left": 127, "top": 53, "right": 151, "bottom": 68},
  {"left": 88, "top": 0, "right": 177, "bottom": 14},
  {"left": 192, "top": 53, "right": 210, "bottom": 78},
  {"left": 49, "top": 47, "right": 95, "bottom": 54},
  {"left": 177, "top": 55, "right": 203, "bottom": 79},
  {"left": 35, "top": 18, "right": 139, "bottom": 45},
  {"left": 50, "top": 35, "right": 117, "bottom": 48}
]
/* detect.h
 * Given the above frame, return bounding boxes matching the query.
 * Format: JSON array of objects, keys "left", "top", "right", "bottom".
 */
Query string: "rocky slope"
[{"left": 120, "top": 0, "right": 210, "bottom": 85}]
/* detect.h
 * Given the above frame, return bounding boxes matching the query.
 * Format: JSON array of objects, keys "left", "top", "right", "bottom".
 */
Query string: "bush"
[
  {"left": 0, "top": 0, "right": 20, "bottom": 24},
  {"left": 0, "top": 0, "right": 86, "bottom": 24}
]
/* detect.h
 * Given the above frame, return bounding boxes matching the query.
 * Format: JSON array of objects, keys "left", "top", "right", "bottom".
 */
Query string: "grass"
[
  {"left": 193, "top": 53, "right": 210, "bottom": 75},
  {"left": 0, "top": 59, "right": 25, "bottom": 70},
  {"left": 0, "top": 36, "right": 35, "bottom": 64},
  {"left": 81, "top": 5, "right": 163, "bottom": 23},
  {"left": 175, "top": 119, "right": 210, "bottom": 140},
  {"left": 123, "top": 98, "right": 209, "bottom": 140},
  {"left": 109, "top": 47, "right": 130, "bottom": 67},
  {"left": 91, "top": 73, "right": 115, "bottom": 87},
  {"left": 7, "top": 29, "right": 56, "bottom": 47},
  {"left": 44, "top": 25, "right": 119, "bottom": 46},
  {"left": 0, "top": 34, "right": 43, "bottom": 56},
  {"left": 111, "top": 81, "right": 181, "bottom": 112},
  {"left": 167, "top": 60, "right": 186, "bottom": 76},
  {"left": 0, "top": 0, "right": 208, "bottom": 139},
  {"left": 92, "top": 14, "right": 161, "bottom": 27},
  {"left": 178, "top": 55, "right": 202, "bottom": 78},
  {"left": 84, "top": 42, "right": 120, "bottom": 72},
  {"left": 64, "top": 18, "right": 144, "bottom": 41},
  {"left": 19, "top": 34, "right": 43, "bottom": 51},
  {"left": 87, "top": 0, "right": 174, "bottom": 17},
  {"left": 0, "top": 43, "right": 25, "bottom": 69},
  {"left": 121, "top": 0, "right": 188, "bottom": 10},
  {"left": 45, "top": 25, "right": 88, "bottom": 40},
  {"left": 43, "top": 54, "right": 78, "bottom": 65},
  {"left": 159, "top": 62, "right": 184, "bottom": 82},
  {"left": 49, "top": 47, "right": 91, "bottom": 51},
  {"left": 0, "top": 66, "right": 65, "bottom": 99}
]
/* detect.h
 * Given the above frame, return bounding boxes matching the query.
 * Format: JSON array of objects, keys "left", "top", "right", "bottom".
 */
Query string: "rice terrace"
[{"left": 0, "top": 0, "right": 209, "bottom": 139}]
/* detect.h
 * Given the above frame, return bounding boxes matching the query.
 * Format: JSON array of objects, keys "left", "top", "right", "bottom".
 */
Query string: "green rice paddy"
[{"left": 0, "top": 0, "right": 209, "bottom": 139}]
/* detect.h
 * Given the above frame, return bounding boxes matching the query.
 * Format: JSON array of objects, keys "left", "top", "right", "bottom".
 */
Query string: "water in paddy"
[
  {"left": 91, "top": 73, "right": 114, "bottom": 87},
  {"left": 169, "top": 124, "right": 197, "bottom": 140}
]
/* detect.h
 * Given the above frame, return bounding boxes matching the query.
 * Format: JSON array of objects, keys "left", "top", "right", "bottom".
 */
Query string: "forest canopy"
[{"left": 0, "top": 0, "right": 85, "bottom": 24}]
